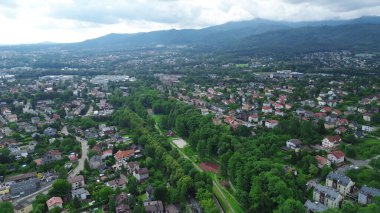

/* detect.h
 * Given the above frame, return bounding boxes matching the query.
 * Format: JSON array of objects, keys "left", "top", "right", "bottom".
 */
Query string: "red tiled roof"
[
  {"left": 326, "top": 135, "right": 341, "bottom": 143},
  {"left": 48, "top": 150, "right": 61, "bottom": 155},
  {"left": 115, "top": 149, "right": 135, "bottom": 160},
  {"left": 316, "top": 155, "right": 329, "bottom": 166},
  {"left": 330, "top": 151, "right": 345, "bottom": 159},
  {"left": 46, "top": 197, "right": 63, "bottom": 208}
]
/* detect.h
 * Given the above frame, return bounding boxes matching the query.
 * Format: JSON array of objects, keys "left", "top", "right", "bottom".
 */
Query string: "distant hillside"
[
  {"left": 74, "top": 19, "right": 293, "bottom": 50},
  {"left": 229, "top": 23, "right": 380, "bottom": 55},
  {"left": 2, "top": 16, "right": 380, "bottom": 55}
]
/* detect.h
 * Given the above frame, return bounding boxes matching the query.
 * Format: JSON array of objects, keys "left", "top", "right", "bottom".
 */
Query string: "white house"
[
  {"left": 362, "top": 125, "right": 378, "bottom": 132},
  {"left": 133, "top": 168, "right": 149, "bottom": 183},
  {"left": 327, "top": 151, "right": 345, "bottom": 165},
  {"left": 265, "top": 120, "right": 278, "bottom": 129},
  {"left": 322, "top": 136, "right": 341, "bottom": 149},
  {"left": 286, "top": 139, "right": 303, "bottom": 150}
]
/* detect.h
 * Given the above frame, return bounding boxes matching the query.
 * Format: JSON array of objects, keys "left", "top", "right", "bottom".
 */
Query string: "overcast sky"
[{"left": 1, "top": 0, "right": 379, "bottom": 44}]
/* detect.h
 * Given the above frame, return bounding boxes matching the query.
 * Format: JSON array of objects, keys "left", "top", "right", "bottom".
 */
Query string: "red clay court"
[{"left": 200, "top": 162, "right": 219, "bottom": 174}]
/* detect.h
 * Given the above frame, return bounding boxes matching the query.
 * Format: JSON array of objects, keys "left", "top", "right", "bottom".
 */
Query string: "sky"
[{"left": 0, "top": 0, "right": 380, "bottom": 44}]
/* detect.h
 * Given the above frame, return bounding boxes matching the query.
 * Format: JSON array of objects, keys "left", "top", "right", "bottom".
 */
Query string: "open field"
[{"left": 172, "top": 138, "right": 187, "bottom": 148}]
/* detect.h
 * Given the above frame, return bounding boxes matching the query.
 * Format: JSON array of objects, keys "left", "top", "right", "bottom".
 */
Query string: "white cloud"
[{"left": 0, "top": 0, "right": 379, "bottom": 44}]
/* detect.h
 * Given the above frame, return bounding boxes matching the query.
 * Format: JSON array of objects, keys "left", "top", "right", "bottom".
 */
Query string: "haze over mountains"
[{"left": 5, "top": 16, "right": 380, "bottom": 55}]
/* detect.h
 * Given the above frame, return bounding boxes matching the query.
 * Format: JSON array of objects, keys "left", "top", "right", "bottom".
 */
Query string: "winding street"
[
  {"left": 12, "top": 136, "right": 88, "bottom": 207},
  {"left": 69, "top": 137, "right": 89, "bottom": 178}
]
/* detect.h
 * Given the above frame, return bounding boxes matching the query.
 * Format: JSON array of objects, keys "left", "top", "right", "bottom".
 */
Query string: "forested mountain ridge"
[{"left": 72, "top": 16, "right": 380, "bottom": 54}]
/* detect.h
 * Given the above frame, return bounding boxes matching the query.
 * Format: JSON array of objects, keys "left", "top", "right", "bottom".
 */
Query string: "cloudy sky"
[{"left": 0, "top": 0, "right": 379, "bottom": 44}]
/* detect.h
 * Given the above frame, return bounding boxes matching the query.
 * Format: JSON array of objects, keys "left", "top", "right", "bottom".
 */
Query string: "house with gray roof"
[
  {"left": 10, "top": 178, "right": 40, "bottom": 198},
  {"left": 326, "top": 171, "right": 354, "bottom": 196},
  {"left": 304, "top": 200, "right": 328, "bottom": 213},
  {"left": 72, "top": 187, "right": 90, "bottom": 200},
  {"left": 358, "top": 185, "right": 380, "bottom": 205},
  {"left": 313, "top": 184, "right": 343, "bottom": 209},
  {"left": 144, "top": 200, "right": 164, "bottom": 213},
  {"left": 44, "top": 127, "right": 57, "bottom": 137}
]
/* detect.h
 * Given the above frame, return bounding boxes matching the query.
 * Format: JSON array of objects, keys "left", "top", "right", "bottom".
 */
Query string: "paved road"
[
  {"left": 346, "top": 155, "right": 380, "bottom": 169},
  {"left": 13, "top": 136, "right": 88, "bottom": 207},
  {"left": 85, "top": 106, "right": 94, "bottom": 117},
  {"left": 70, "top": 137, "right": 89, "bottom": 178}
]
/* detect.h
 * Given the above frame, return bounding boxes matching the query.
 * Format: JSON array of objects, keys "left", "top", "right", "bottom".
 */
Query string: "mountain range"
[{"left": 4, "top": 16, "right": 380, "bottom": 55}]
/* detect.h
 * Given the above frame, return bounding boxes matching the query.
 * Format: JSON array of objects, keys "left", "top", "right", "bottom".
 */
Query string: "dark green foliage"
[
  {"left": 32, "top": 194, "right": 49, "bottom": 213},
  {"left": 347, "top": 168, "right": 380, "bottom": 188},
  {"left": 0, "top": 202, "right": 13, "bottom": 213},
  {"left": 49, "top": 179, "right": 72, "bottom": 200},
  {"left": 275, "top": 198, "right": 305, "bottom": 213}
]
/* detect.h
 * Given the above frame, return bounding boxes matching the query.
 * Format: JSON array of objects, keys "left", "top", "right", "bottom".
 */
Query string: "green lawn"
[
  {"left": 349, "top": 138, "right": 380, "bottom": 159},
  {"left": 138, "top": 193, "right": 148, "bottom": 202},
  {"left": 152, "top": 115, "right": 162, "bottom": 124}
]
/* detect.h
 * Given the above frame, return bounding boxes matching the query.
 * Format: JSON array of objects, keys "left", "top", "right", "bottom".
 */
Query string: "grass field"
[
  {"left": 349, "top": 138, "right": 380, "bottom": 159},
  {"left": 138, "top": 193, "right": 148, "bottom": 202}
]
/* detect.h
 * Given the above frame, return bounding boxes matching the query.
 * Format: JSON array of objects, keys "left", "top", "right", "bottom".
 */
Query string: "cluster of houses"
[
  {"left": 305, "top": 171, "right": 380, "bottom": 212},
  {"left": 171, "top": 72, "right": 380, "bottom": 138}
]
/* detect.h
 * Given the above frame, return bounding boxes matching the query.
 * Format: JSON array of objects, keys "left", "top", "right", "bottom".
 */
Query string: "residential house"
[
  {"left": 286, "top": 139, "right": 303, "bottom": 150},
  {"left": 72, "top": 188, "right": 90, "bottom": 200},
  {"left": 362, "top": 125, "right": 378, "bottom": 132},
  {"left": 304, "top": 200, "right": 328, "bottom": 213},
  {"left": 265, "top": 120, "right": 279, "bottom": 129},
  {"left": 69, "top": 175, "right": 85, "bottom": 190},
  {"left": 89, "top": 155, "right": 103, "bottom": 170},
  {"left": 116, "top": 192, "right": 129, "bottom": 205},
  {"left": 102, "top": 150, "right": 113, "bottom": 160},
  {"left": 327, "top": 151, "right": 345, "bottom": 165},
  {"left": 42, "top": 150, "right": 62, "bottom": 164},
  {"left": 116, "top": 204, "right": 131, "bottom": 213},
  {"left": 326, "top": 172, "right": 354, "bottom": 196},
  {"left": 262, "top": 106, "right": 272, "bottom": 114},
  {"left": 313, "top": 184, "right": 343, "bottom": 209},
  {"left": 316, "top": 155, "right": 331, "bottom": 169},
  {"left": 334, "top": 127, "right": 347, "bottom": 135},
  {"left": 5, "top": 114, "right": 17, "bottom": 122},
  {"left": 46, "top": 197, "right": 63, "bottom": 211},
  {"left": 322, "top": 136, "right": 341, "bottom": 149},
  {"left": 363, "top": 113, "right": 372, "bottom": 122},
  {"left": 43, "top": 127, "right": 57, "bottom": 137},
  {"left": 106, "top": 178, "right": 126, "bottom": 190},
  {"left": 115, "top": 149, "right": 135, "bottom": 163},
  {"left": 31, "top": 117, "right": 40, "bottom": 125},
  {"left": 248, "top": 114, "right": 259, "bottom": 123},
  {"left": 165, "top": 204, "right": 180, "bottom": 213},
  {"left": 144, "top": 201, "right": 164, "bottom": 213},
  {"left": 358, "top": 185, "right": 380, "bottom": 205},
  {"left": 134, "top": 167, "right": 149, "bottom": 183},
  {"left": 127, "top": 162, "right": 140, "bottom": 174}
]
